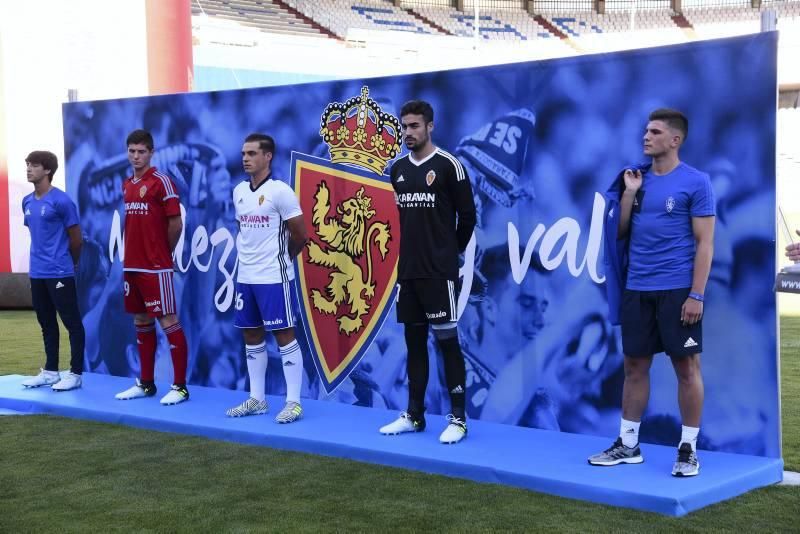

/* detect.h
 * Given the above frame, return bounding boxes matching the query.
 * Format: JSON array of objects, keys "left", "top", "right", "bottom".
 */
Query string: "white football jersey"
[{"left": 233, "top": 177, "right": 302, "bottom": 284}]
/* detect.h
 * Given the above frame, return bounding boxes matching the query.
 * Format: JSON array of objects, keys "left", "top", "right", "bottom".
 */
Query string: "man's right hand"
[
  {"left": 623, "top": 169, "right": 643, "bottom": 192},
  {"left": 786, "top": 229, "right": 800, "bottom": 263}
]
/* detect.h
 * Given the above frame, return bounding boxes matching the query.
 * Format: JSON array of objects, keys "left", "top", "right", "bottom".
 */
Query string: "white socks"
[
  {"left": 681, "top": 425, "right": 700, "bottom": 451},
  {"left": 620, "top": 418, "right": 641, "bottom": 448},
  {"left": 279, "top": 339, "right": 303, "bottom": 404},
  {"left": 245, "top": 342, "right": 268, "bottom": 401},
  {"left": 618, "top": 420, "right": 699, "bottom": 451}
]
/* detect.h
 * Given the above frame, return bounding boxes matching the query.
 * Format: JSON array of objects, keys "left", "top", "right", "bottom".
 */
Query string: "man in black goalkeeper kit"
[{"left": 379, "top": 100, "right": 477, "bottom": 444}]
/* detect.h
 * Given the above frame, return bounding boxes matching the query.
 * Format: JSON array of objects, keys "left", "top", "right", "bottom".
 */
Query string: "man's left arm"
[
  {"left": 67, "top": 225, "right": 83, "bottom": 267},
  {"left": 61, "top": 196, "right": 82, "bottom": 268},
  {"left": 167, "top": 215, "right": 183, "bottom": 253},
  {"left": 452, "top": 161, "right": 477, "bottom": 252},
  {"left": 161, "top": 175, "right": 183, "bottom": 253},
  {"left": 682, "top": 216, "right": 715, "bottom": 325},
  {"left": 285, "top": 215, "right": 308, "bottom": 258}
]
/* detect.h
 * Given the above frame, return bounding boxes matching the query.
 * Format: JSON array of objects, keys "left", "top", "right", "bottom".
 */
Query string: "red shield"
[{"left": 291, "top": 152, "right": 400, "bottom": 394}]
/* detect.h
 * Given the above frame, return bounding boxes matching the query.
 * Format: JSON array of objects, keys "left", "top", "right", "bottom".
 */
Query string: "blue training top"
[
  {"left": 23, "top": 187, "right": 80, "bottom": 279},
  {"left": 626, "top": 162, "right": 715, "bottom": 291}
]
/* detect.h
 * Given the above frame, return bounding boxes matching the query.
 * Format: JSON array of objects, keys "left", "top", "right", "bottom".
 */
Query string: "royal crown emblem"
[{"left": 319, "top": 86, "right": 401, "bottom": 175}]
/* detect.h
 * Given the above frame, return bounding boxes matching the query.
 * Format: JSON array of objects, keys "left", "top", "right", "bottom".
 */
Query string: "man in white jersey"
[{"left": 226, "top": 133, "right": 308, "bottom": 423}]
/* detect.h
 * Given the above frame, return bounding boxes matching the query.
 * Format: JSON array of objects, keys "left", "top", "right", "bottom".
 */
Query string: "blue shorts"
[{"left": 234, "top": 281, "right": 297, "bottom": 331}]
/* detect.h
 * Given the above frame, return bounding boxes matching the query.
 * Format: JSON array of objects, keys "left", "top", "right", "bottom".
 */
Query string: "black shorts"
[
  {"left": 396, "top": 279, "right": 458, "bottom": 325},
  {"left": 620, "top": 288, "right": 702, "bottom": 358}
]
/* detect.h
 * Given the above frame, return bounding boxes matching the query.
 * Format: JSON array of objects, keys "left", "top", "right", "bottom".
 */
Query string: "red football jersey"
[{"left": 122, "top": 167, "right": 181, "bottom": 272}]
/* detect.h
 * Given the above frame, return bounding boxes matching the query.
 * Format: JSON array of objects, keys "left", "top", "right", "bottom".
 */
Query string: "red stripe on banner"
[
  {"left": 0, "top": 32, "right": 11, "bottom": 273},
  {"left": 145, "top": 0, "right": 193, "bottom": 95}
]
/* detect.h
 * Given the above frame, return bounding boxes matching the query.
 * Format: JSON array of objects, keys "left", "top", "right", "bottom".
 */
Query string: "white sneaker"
[
  {"left": 275, "top": 401, "right": 303, "bottom": 423},
  {"left": 22, "top": 369, "right": 61, "bottom": 388},
  {"left": 52, "top": 372, "right": 82, "bottom": 391},
  {"left": 115, "top": 379, "right": 157, "bottom": 400},
  {"left": 160, "top": 385, "right": 190, "bottom": 405},
  {"left": 226, "top": 397, "right": 268, "bottom": 417},
  {"left": 439, "top": 414, "right": 467, "bottom": 444},
  {"left": 379, "top": 412, "right": 426, "bottom": 435}
]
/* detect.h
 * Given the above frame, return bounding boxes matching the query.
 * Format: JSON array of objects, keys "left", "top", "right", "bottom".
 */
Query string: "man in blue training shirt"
[
  {"left": 589, "top": 109, "right": 715, "bottom": 477},
  {"left": 21, "top": 150, "right": 85, "bottom": 391}
]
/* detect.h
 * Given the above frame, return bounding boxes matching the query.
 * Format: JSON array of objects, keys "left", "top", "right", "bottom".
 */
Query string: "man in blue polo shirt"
[
  {"left": 589, "top": 109, "right": 715, "bottom": 477},
  {"left": 21, "top": 150, "right": 85, "bottom": 391}
]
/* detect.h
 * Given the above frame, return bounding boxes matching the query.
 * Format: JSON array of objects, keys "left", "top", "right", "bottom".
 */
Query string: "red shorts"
[{"left": 124, "top": 271, "right": 177, "bottom": 317}]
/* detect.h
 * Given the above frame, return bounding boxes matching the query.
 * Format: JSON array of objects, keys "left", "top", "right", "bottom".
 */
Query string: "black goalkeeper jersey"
[{"left": 390, "top": 147, "right": 477, "bottom": 280}]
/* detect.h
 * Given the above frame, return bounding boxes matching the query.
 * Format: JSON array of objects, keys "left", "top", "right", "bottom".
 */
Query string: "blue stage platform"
[{"left": 0, "top": 373, "right": 782, "bottom": 516}]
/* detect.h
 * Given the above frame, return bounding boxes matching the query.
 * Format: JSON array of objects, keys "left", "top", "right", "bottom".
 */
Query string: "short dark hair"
[
  {"left": 649, "top": 108, "right": 688, "bottom": 140},
  {"left": 244, "top": 133, "right": 275, "bottom": 155},
  {"left": 400, "top": 100, "right": 434, "bottom": 124},
  {"left": 25, "top": 151, "right": 58, "bottom": 182},
  {"left": 126, "top": 129, "right": 154, "bottom": 150}
]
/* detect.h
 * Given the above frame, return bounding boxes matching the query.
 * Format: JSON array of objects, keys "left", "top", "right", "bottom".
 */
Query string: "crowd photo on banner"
[{"left": 57, "top": 33, "right": 778, "bottom": 458}]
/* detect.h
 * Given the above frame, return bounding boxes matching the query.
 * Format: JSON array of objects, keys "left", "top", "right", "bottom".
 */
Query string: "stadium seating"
[
  {"left": 192, "top": 0, "right": 326, "bottom": 37},
  {"left": 284, "top": 0, "right": 443, "bottom": 38},
  {"left": 192, "top": 0, "right": 800, "bottom": 52},
  {"left": 412, "top": 5, "right": 554, "bottom": 40}
]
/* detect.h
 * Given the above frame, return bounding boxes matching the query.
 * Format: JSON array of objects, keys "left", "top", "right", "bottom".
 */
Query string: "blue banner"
[{"left": 64, "top": 33, "right": 779, "bottom": 456}]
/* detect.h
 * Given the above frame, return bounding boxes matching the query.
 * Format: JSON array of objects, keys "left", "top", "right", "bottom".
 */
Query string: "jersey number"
[
  {"left": 124, "top": 281, "right": 130, "bottom": 297},
  {"left": 235, "top": 292, "right": 244, "bottom": 311}
]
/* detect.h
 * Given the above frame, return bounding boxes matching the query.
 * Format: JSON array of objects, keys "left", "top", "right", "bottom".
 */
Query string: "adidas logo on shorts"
[
  {"left": 55, "top": 281, "right": 65, "bottom": 289},
  {"left": 684, "top": 337, "right": 698, "bottom": 348},
  {"left": 450, "top": 385, "right": 464, "bottom": 394}
]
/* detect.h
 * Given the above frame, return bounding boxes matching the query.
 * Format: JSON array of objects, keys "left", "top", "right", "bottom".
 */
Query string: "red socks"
[
  {"left": 163, "top": 322, "right": 188, "bottom": 385},
  {"left": 135, "top": 323, "right": 156, "bottom": 383}
]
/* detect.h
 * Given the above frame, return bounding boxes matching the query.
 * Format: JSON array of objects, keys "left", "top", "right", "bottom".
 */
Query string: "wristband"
[{"left": 688, "top": 292, "right": 704, "bottom": 302}]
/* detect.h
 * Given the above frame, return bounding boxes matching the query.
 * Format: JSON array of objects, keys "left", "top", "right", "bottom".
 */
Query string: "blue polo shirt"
[
  {"left": 626, "top": 162, "right": 715, "bottom": 291},
  {"left": 22, "top": 187, "right": 80, "bottom": 279}
]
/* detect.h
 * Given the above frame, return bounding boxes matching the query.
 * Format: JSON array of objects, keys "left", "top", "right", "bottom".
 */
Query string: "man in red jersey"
[{"left": 114, "top": 129, "right": 190, "bottom": 405}]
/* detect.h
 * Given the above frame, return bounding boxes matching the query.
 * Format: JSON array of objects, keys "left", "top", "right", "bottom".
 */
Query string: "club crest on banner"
[{"left": 292, "top": 86, "right": 401, "bottom": 394}]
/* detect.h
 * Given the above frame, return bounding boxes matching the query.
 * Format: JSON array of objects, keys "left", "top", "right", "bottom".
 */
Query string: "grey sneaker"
[
  {"left": 275, "top": 401, "right": 303, "bottom": 424},
  {"left": 671, "top": 442, "right": 700, "bottom": 477},
  {"left": 588, "top": 437, "right": 644, "bottom": 466},
  {"left": 226, "top": 397, "right": 268, "bottom": 417}
]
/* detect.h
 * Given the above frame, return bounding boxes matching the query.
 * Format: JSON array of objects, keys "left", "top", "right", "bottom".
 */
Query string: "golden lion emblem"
[{"left": 306, "top": 181, "right": 391, "bottom": 335}]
